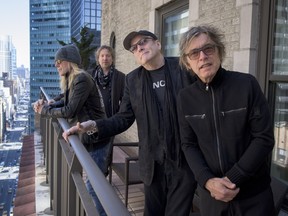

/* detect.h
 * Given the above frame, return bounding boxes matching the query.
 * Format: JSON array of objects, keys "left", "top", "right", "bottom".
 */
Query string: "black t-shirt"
[
  {"left": 148, "top": 66, "right": 166, "bottom": 163},
  {"left": 149, "top": 65, "right": 165, "bottom": 111}
]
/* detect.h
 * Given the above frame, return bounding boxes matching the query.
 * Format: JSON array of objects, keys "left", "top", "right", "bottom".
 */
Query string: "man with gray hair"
[{"left": 177, "top": 25, "right": 275, "bottom": 215}]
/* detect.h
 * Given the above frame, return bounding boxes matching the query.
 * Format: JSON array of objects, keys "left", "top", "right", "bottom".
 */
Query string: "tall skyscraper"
[
  {"left": 29, "top": 0, "right": 71, "bottom": 132},
  {"left": 71, "top": 0, "right": 101, "bottom": 44},
  {"left": 71, "top": 0, "right": 102, "bottom": 66},
  {"left": 0, "top": 35, "right": 14, "bottom": 79}
]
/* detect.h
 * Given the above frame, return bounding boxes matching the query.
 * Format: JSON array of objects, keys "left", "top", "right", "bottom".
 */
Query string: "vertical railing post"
[
  {"left": 68, "top": 155, "right": 82, "bottom": 216},
  {"left": 52, "top": 121, "right": 63, "bottom": 216}
]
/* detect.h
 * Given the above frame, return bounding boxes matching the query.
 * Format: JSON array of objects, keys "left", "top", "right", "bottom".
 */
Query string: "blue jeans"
[{"left": 86, "top": 141, "right": 112, "bottom": 216}]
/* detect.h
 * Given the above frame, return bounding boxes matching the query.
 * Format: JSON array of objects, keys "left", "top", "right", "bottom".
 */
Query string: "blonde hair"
[{"left": 60, "top": 62, "right": 84, "bottom": 91}]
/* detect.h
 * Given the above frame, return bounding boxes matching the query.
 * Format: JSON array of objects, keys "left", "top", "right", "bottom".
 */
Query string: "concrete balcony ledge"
[{"left": 14, "top": 135, "right": 36, "bottom": 216}]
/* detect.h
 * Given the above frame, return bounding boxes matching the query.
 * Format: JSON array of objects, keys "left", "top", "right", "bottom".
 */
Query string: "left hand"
[
  {"left": 36, "top": 103, "right": 44, "bottom": 114},
  {"left": 205, "top": 177, "right": 240, "bottom": 202},
  {"left": 33, "top": 99, "right": 45, "bottom": 114}
]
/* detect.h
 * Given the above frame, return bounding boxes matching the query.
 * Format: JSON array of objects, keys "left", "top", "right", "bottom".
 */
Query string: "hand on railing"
[
  {"left": 62, "top": 120, "right": 98, "bottom": 142},
  {"left": 32, "top": 99, "right": 47, "bottom": 114}
]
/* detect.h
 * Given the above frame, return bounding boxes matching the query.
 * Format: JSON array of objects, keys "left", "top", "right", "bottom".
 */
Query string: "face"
[
  {"left": 185, "top": 33, "right": 221, "bottom": 83},
  {"left": 130, "top": 35, "right": 162, "bottom": 67},
  {"left": 98, "top": 48, "right": 113, "bottom": 70},
  {"left": 55, "top": 60, "right": 70, "bottom": 76}
]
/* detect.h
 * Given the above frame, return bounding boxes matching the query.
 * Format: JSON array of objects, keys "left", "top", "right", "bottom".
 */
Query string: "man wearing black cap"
[{"left": 63, "top": 31, "right": 197, "bottom": 215}]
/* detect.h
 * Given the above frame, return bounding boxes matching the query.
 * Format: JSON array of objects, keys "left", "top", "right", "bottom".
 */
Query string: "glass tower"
[
  {"left": 29, "top": 0, "right": 71, "bottom": 132},
  {"left": 0, "top": 35, "right": 13, "bottom": 79},
  {"left": 71, "top": 0, "right": 101, "bottom": 66}
]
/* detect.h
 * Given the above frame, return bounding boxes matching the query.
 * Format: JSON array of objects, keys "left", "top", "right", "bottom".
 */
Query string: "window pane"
[
  {"left": 271, "top": 82, "right": 288, "bottom": 180},
  {"left": 270, "top": 0, "right": 288, "bottom": 185},
  {"left": 272, "top": 0, "right": 288, "bottom": 75},
  {"left": 163, "top": 9, "right": 189, "bottom": 57}
]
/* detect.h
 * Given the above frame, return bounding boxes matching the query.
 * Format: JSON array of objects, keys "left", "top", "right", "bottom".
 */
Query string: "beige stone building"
[{"left": 101, "top": 0, "right": 288, "bottom": 189}]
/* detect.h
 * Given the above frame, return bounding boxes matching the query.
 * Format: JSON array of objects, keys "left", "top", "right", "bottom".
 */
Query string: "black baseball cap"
[{"left": 123, "top": 30, "right": 158, "bottom": 50}]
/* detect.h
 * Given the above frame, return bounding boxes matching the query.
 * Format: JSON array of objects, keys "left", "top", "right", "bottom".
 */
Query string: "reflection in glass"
[
  {"left": 272, "top": 0, "right": 288, "bottom": 75},
  {"left": 163, "top": 9, "right": 189, "bottom": 57},
  {"left": 272, "top": 82, "right": 288, "bottom": 181}
]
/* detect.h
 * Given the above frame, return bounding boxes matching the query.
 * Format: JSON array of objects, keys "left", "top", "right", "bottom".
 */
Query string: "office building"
[
  {"left": 29, "top": 0, "right": 71, "bottom": 132},
  {"left": 0, "top": 35, "right": 14, "bottom": 79},
  {"left": 71, "top": 0, "right": 102, "bottom": 66}
]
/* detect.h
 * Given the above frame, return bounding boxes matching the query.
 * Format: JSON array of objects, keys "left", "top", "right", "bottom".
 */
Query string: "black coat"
[
  {"left": 95, "top": 57, "right": 195, "bottom": 185},
  {"left": 89, "top": 67, "right": 125, "bottom": 116},
  {"left": 177, "top": 67, "right": 274, "bottom": 199},
  {"left": 41, "top": 72, "right": 107, "bottom": 148}
]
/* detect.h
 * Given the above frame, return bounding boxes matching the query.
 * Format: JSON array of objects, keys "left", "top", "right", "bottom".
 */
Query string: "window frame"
[{"left": 156, "top": 0, "right": 189, "bottom": 57}]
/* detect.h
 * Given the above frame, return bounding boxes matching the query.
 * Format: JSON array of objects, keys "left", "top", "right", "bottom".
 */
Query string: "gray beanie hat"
[{"left": 55, "top": 45, "right": 81, "bottom": 65}]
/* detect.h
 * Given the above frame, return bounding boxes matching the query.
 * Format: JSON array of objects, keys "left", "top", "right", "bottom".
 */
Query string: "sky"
[{"left": 0, "top": 0, "right": 29, "bottom": 68}]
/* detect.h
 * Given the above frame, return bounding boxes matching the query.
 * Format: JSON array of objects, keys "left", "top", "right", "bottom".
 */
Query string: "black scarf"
[
  {"left": 141, "top": 60, "right": 180, "bottom": 164},
  {"left": 95, "top": 65, "right": 114, "bottom": 88}
]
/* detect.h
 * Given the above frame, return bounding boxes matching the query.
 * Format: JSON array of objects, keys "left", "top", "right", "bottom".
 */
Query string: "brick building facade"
[
  {"left": 100, "top": 0, "right": 262, "bottom": 142},
  {"left": 100, "top": 0, "right": 288, "bottom": 207}
]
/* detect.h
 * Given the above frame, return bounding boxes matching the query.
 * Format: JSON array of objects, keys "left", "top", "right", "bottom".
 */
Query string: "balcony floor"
[
  {"left": 110, "top": 169, "right": 144, "bottom": 215},
  {"left": 110, "top": 145, "right": 144, "bottom": 216}
]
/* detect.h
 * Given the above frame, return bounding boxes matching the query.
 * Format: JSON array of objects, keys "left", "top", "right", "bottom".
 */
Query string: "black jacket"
[
  {"left": 89, "top": 67, "right": 125, "bottom": 116},
  {"left": 95, "top": 57, "right": 195, "bottom": 185},
  {"left": 177, "top": 67, "right": 274, "bottom": 199},
  {"left": 41, "top": 72, "right": 107, "bottom": 148}
]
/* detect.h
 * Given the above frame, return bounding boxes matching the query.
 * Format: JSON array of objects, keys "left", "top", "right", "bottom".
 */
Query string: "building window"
[
  {"left": 157, "top": 0, "right": 189, "bottom": 57},
  {"left": 267, "top": 0, "right": 288, "bottom": 182}
]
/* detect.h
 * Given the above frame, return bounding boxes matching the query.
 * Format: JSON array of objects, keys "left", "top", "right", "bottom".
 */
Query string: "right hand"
[{"left": 62, "top": 120, "right": 96, "bottom": 142}]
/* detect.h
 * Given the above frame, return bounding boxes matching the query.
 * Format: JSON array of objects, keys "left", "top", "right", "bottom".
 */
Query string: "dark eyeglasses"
[
  {"left": 55, "top": 59, "right": 63, "bottom": 65},
  {"left": 185, "top": 44, "right": 217, "bottom": 60},
  {"left": 129, "top": 37, "right": 154, "bottom": 53}
]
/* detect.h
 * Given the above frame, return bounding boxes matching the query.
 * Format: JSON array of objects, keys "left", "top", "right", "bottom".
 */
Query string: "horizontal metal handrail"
[{"left": 39, "top": 87, "right": 130, "bottom": 216}]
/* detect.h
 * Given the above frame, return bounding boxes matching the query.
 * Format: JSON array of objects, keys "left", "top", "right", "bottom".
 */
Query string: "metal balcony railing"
[{"left": 38, "top": 87, "right": 130, "bottom": 216}]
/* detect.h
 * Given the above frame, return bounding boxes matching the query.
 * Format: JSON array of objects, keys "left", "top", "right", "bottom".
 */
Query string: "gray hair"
[{"left": 179, "top": 25, "right": 226, "bottom": 70}]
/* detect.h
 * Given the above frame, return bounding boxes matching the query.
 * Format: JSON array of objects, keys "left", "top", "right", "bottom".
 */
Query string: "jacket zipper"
[
  {"left": 221, "top": 107, "right": 247, "bottom": 116},
  {"left": 185, "top": 114, "right": 206, "bottom": 119},
  {"left": 211, "top": 86, "right": 224, "bottom": 175}
]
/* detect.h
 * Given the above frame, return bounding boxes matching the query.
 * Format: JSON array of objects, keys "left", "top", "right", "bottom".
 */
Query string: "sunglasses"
[
  {"left": 55, "top": 59, "right": 63, "bottom": 65},
  {"left": 129, "top": 37, "right": 154, "bottom": 53},
  {"left": 185, "top": 44, "right": 217, "bottom": 60}
]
